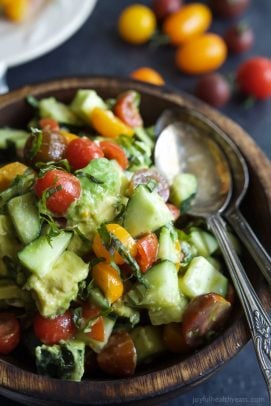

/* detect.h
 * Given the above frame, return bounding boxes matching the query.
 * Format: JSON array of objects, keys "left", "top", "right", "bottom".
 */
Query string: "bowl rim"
[{"left": 0, "top": 75, "right": 271, "bottom": 404}]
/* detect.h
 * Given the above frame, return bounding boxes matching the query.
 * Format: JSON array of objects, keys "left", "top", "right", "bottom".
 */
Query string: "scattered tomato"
[
  {"left": 65, "top": 137, "right": 104, "bottom": 170},
  {"left": 210, "top": 0, "right": 250, "bottom": 19},
  {"left": 152, "top": 0, "right": 182, "bottom": 21},
  {"left": 118, "top": 5, "right": 156, "bottom": 45},
  {"left": 237, "top": 57, "right": 271, "bottom": 100},
  {"left": 176, "top": 33, "right": 227, "bottom": 74},
  {"left": 130, "top": 67, "right": 165, "bottom": 86},
  {"left": 130, "top": 168, "right": 170, "bottom": 201},
  {"left": 163, "top": 322, "right": 191, "bottom": 353},
  {"left": 163, "top": 3, "right": 212, "bottom": 46},
  {"left": 166, "top": 203, "right": 181, "bottom": 221},
  {"left": 33, "top": 311, "right": 76, "bottom": 345},
  {"left": 99, "top": 141, "right": 128, "bottom": 170},
  {"left": 114, "top": 91, "right": 143, "bottom": 128},
  {"left": 0, "top": 313, "right": 20, "bottom": 355},
  {"left": 195, "top": 73, "right": 231, "bottom": 107},
  {"left": 136, "top": 233, "right": 159, "bottom": 273},
  {"left": 224, "top": 23, "right": 254, "bottom": 54}
]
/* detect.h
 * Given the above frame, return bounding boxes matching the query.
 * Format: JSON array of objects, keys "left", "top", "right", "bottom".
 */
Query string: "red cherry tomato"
[
  {"left": 82, "top": 303, "right": 104, "bottom": 342},
  {"left": 99, "top": 141, "right": 128, "bottom": 170},
  {"left": 136, "top": 233, "right": 158, "bottom": 273},
  {"left": 33, "top": 310, "right": 76, "bottom": 345},
  {"left": 224, "top": 23, "right": 254, "bottom": 54},
  {"left": 114, "top": 91, "right": 143, "bottom": 128},
  {"left": 65, "top": 137, "right": 104, "bottom": 170},
  {"left": 34, "top": 169, "right": 81, "bottom": 216},
  {"left": 237, "top": 57, "right": 271, "bottom": 100},
  {"left": 166, "top": 203, "right": 181, "bottom": 221},
  {"left": 130, "top": 168, "right": 170, "bottom": 201},
  {"left": 152, "top": 0, "right": 183, "bottom": 21},
  {"left": 39, "top": 118, "right": 60, "bottom": 132},
  {"left": 0, "top": 312, "right": 20, "bottom": 355}
]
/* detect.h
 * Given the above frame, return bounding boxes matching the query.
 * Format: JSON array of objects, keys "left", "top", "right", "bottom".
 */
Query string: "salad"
[{"left": 0, "top": 89, "right": 233, "bottom": 381}]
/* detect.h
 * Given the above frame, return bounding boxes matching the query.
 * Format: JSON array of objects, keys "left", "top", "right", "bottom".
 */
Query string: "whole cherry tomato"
[
  {"left": 176, "top": 33, "right": 227, "bottom": 74},
  {"left": 195, "top": 73, "right": 231, "bottom": 107},
  {"left": 65, "top": 137, "right": 104, "bottom": 170},
  {"left": 152, "top": 0, "right": 182, "bottom": 21},
  {"left": 130, "top": 67, "right": 165, "bottom": 86},
  {"left": 114, "top": 91, "right": 143, "bottom": 128},
  {"left": 33, "top": 311, "right": 76, "bottom": 345},
  {"left": 0, "top": 312, "right": 20, "bottom": 355},
  {"left": 34, "top": 169, "right": 81, "bottom": 215},
  {"left": 210, "top": 0, "right": 250, "bottom": 19},
  {"left": 136, "top": 233, "right": 159, "bottom": 273},
  {"left": 237, "top": 57, "right": 271, "bottom": 100},
  {"left": 99, "top": 141, "right": 128, "bottom": 170},
  {"left": 118, "top": 5, "right": 156, "bottom": 45},
  {"left": 224, "top": 23, "right": 254, "bottom": 54},
  {"left": 163, "top": 3, "right": 212, "bottom": 46}
]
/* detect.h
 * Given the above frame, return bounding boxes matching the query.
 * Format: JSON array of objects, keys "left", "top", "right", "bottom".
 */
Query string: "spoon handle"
[
  {"left": 208, "top": 213, "right": 271, "bottom": 399},
  {"left": 225, "top": 208, "right": 271, "bottom": 287}
]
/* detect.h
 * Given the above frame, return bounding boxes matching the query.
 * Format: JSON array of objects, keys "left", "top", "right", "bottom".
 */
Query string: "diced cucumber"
[
  {"left": 179, "top": 256, "right": 228, "bottom": 298},
  {"left": 77, "top": 317, "right": 115, "bottom": 353},
  {"left": 148, "top": 293, "right": 188, "bottom": 325},
  {"left": 70, "top": 89, "right": 107, "bottom": 122},
  {"left": 131, "top": 326, "right": 165, "bottom": 363},
  {"left": 18, "top": 232, "right": 72, "bottom": 277},
  {"left": 7, "top": 192, "right": 40, "bottom": 244},
  {"left": 206, "top": 256, "right": 223, "bottom": 272},
  {"left": 39, "top": 97, "right": 82, "bottom": 125},
  {"left": 158, "top": 225, "right": 181, "bottom": 266},
  {"left": 0, "top": 129, "right": 29, "bottom": 150},
  {"left": 88, "top": 286, "right": 110, "bottom": 310},
  {"left": 170, "top": 173, "right": 197, "bottom": 212},
  {"left": 0, "top": 215, "right": 21, "bottom": 259},
  {"left": 189, "top": 227, "right": 218, "bottom": 257},
  {"left": 112, "top": 299, "right": 140, "bottom": 326},
  {"left": 124, "top": 185, "right": 173, "bottom": 237}
]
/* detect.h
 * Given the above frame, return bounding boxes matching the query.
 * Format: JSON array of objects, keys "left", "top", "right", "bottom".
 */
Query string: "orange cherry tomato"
[
  {"left": 3, "top": 0, "right": 29, "bottom": 22},
  {"left": 163, "top": 3, "right": 212, "bottom": 46},
  {"left": 0, "top": 162, "right": 28, "bottom": 192},
  {"left": 92, "top": 263, "right": 124, "bottom": 303},
  {"left": 59, "top": 130, "right": 79, "bottom": 143},
  {"left": 91, "top": 108, "right": 134, "bottom": 138},
  {"left": 82, "top": 303, "right": 105, "bottom": 342},
  {"left": 99, "top": 141, "right": 129, "bottom": 170},
  {"left": 118, "top": 5, "right": 156, "bottom": 45},
  {"left": 176, "top": 33, "right": 227, "bottom": 74},
  {"left": 136, "top": 233, "right": 158, "bottom": 273},
  {"left": 131, "top": 67, "right": 165, "bottom": 86}
]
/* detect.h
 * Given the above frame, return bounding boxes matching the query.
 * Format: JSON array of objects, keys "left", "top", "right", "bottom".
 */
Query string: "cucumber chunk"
[
  {"left": 158, "top": 225, "right": 181, "bottom": 266},
  {"left": 0, "top": 129, "right": 29, "bottom": 150},
  {"left": 77, "top": 317, "right": 115, "bottom": 353},
  {"left": 131, "top": 326, "right": 165, "bottom": 363},
  {"left": 18, "top": 232, "right": 72, "bottom": 277},
  {"left": 8, "top": 192, "right": 40, "bottom": 244},
  {"left": 148, "top": 293, "right": 188, "bottom": 325},
  {"left": 39, "top": 97, "right": 81, "bottom": 125},
  {"left": 179, "top": 256, "right": 228, "bottom": 298},
  {"left": 124, "top": 185, "right": 173, "bottom": 237},
  {"left": 189, "top": 227, "right": 218, "bottom": 257},
  {"left": 170, "top": 173, "right": 197, "bottom": 212},
  {"left": 70, "top": 89, "right": 107, "bottom": 122}
]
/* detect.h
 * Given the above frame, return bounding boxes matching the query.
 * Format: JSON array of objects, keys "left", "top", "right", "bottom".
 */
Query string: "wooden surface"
[{"left": 0, "top": 77, "right": 271, "bottom": 405}]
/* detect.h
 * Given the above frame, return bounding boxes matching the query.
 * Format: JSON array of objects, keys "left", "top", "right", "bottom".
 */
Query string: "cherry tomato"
[
  {"left": 130, "top": 168, "right": 170, "bottom": 201},
  {"left": 39, "top": 118, "right": 60, "bottom": 132},
  {"left": 136, "top": 233, "right": 158, "bottom": 273},
  {"left": 224, "top": 23, "right": 254, "bottom": 54},
  {"left": 99, "top": 141, "right": 128, "bottom": 170},
  {"left": 33, "top": 310, "right": 76, "bottom": 345},
  {"left": 163, "top": 322, "right": 191, "bottom": 353},
  {"left": 92, "top": 263, "right": 124, "bottom": 304},
  {"left": 91, "top": 108, "right": 134, "bottom": 138},
  {"left": 163, "top": 3, "right": 212, "bottom": 46},
  {"left": 97, "top": 331, "right": 137, "bottom": 377},
  {"left": 181, "top": 293, "right": 231, "bottom": 348},
  {"left": 166, "top": 203, "right": 181, "bottom": 221},
  {"left": 152, "top": 0, "right": 182, "bottom": 21},
  {"left": 195, "top": 73, "right": 231, "bottom": 107},
  {"left": 0, "top": 312, "right": 20, "bottom": 355},
  {"left": 114, "top": 91, "right": 143, "bottom": 128},
  {"left": 237, "top": 57, "right": 271, "bottom": 100},
  {"left": 130, "top": 67, "right": 165, "bottom": 86},
  {"left": 65, "top": 137, "right": 104, "bottom": 170},
  {"left": 82, "top": 303, "right": 105, "bottom": 342},
  {"left": 210, "top": 0, "right": 250, "bottom": 19},
  {"left": 34, "top": 169, "right": 81, "bottom": 216},
  {"left": 118, "top": 5, "right": 156, "bottom": 45},
  {"left": 176, "top": 33, "right": 227, "bottom": 74},
  {"left": 24, "top": 129, "right": 67, "bottom": 164},
  {"left": 225, "top": 283, "right": 235, "bottom": 306}
]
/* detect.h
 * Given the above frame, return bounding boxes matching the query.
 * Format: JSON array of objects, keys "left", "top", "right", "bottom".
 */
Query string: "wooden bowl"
[{"left": 0, "top": 77, "right": 270, "bottom": 406}]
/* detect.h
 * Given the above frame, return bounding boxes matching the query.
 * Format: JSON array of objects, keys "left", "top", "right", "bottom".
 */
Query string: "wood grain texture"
[{"left": 0, "top": 76, "right": 270, "bottom": 405}]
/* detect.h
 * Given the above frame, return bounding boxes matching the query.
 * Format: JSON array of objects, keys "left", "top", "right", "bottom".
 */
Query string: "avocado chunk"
[
  {"left": 35, "top": 341, "right": 85, "bottom": 381},
  {"left": 25, "top": 250, "right": 89, "bottom": 317},
  {"left": 123, "top": 186, "right": 173, "bottom": 237},
  {"left": 170, "top": 173, "right": 198, "bottom": 212},
  {"left": 39, "top": 97, "right": 82, "bottom": 125},
  {"left": 70, "top": 89, "right": 107, "bottom": 123},
  {"left": 18, "top": 232, "right": 72, "bottom": 278},
  {"left": 0, "top": 214, "right": 21, "bottom": 277},
  {"left": 131, "top": 326, "right": 165, "bottom": 363}
]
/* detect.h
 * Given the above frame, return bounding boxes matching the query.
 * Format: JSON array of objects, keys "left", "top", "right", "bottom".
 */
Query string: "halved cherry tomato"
[
  {"left": 82, "top": 303, "right": 104, "bottom": 342},
  {"left": 114, "top": 91, "right": 143, "bottom": 128},
  {"left": 0, "top": 312, "right": 20, "bottom": 355},
  {"left": 34, "top": 169, "right": 81, "bottom": 216},
  {"left": 24, "top": 130, "right": 67, "bottom": 164},
  {"left": 91, "top": 108, "right": 134, "bottom": 138},
  {"left": 130, "top": 67, "right": 165, "bottom": 86},
  {"left": 65, "top": 137, "right": 104, "bottom": 170},
  {"left": 99, "top": 141, "right": 128, "bottom": 170},
  {"left": 33, "top": 310, "right": 76, "bottom": 345},
  {"left": 92, "top": 263, "right": 124, "bottom": 303},
  {"left": 237, "top": 57, "right": 271, "bottom": 100},
  {"left": 130, "top": 168, "right": 170, "bottom": 201},
  {"left": 97, "top": 331, "right": 137, "bottom": 377},
  {"left": 163, "top": 322, "right": 191, "bottom": 354},
  {"left": 166, "top": 203, "right": 181, "bottom": 221},
  {"left": 136, "top": 233, "right": 158, "bottom": 273},
  {"left": 39, "top": 118, "right": 60, "bottom": 132}
]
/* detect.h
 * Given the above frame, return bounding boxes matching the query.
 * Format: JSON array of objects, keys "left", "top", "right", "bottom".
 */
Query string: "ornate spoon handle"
[{"left": 208, "top": 213, "right": 271, "bottom": 400}]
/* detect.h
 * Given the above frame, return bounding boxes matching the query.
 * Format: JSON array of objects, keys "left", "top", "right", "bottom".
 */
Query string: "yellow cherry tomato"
[
  {"left": 91, "top": 108, "right": 134, "bottom": 138},
  {"left": 118, "top": 4, "right": 157, "bottom": 45},
  {"left": 176, "top": 33, "right": 227, "bottom": 74},
  {"left": 92, "top": 263, "right": 124, "bottom": 303},
  {"left": 0, "top": 162, "right": 28, "bottom": 191},
  {"left": 3, "top": 0, "right": 29, "bottom": 22},
  {"left": 59, "top": 130, "right": 79, "bottom": 143},
  {"left": 163, "top": 3, "right": 212, "bottom": 46},
  {"left": 130, "top": 67, "right": 165, "bottom": 86}
]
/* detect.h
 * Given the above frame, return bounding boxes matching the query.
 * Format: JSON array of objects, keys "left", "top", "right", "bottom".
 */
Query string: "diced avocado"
[
  {"left": 77, "top": 316, "right": 115, "bottom": 353},
  {"left": 189, "top": 227, "right": 218, "bottom": 257},
  {"left": 18, "top": 232, "right": 72, "bottom": 277},
  {"left": 7, "top": 192, "right": 40, "bottom": 244},
  {"left": 0, "top": 215, "right": 21, "bottom": 276},
  {"left": 131, "top": 326, "right": 165, "bottom": 363},
  {"left": 70, "top": 89, "right": 107, "bottom": 122},
  {"left": 39, "top": 97, "right": 82, "bottom": 125},
  {"left": 158, "top": 225, "right": 181, "bottom": 266},
  {"left": 0, "top": 279, "right": 31, "bottom": 308},
  {"left": 0, "top": 129, "right": 29, "bottom": 150},
  {"left": 112, "top": 299, "right": 140, "bottom": 327},
  {"left": 25, "top": 250, "right": 89, "bottom": 317},
  {"left": 35, "top": 341, "right": 85, "bottom": 382},
  {"left": 179, "top": 256, "right": 228, "bottom": 299},
  {"left": 170, "top": 173, "right": 198, "bottom": 212},
  {"left": 123, "top": 186, "right": 173, "bottom": 237}
]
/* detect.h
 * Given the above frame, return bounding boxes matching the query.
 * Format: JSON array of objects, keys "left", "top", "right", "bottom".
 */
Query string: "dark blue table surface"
[{"left": 2, "top": 0, "right": 271, "bottom": 405}]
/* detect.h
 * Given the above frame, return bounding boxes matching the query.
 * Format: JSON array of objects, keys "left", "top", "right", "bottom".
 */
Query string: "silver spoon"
[{"left": 154, "top": 109, "right": 271, "bottom": 400}]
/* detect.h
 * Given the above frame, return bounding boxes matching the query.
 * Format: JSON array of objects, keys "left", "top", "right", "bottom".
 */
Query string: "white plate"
[{"left": 0, "top": 0, "right": 97, "bottom": 68}]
